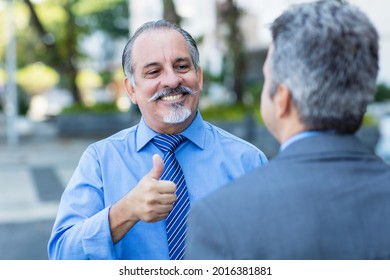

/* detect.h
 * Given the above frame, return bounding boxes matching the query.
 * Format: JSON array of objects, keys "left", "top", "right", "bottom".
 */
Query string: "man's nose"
[{"left": 162, "top": 69, "right": 182, "bottom": 88}]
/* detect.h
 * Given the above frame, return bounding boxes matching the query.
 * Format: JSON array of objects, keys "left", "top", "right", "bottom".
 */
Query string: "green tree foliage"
[
  {"left": 217, "top": 0, "right": 247, "bottom": 105},
  {"left": 374, "top": 83, "right": 390, "bottom": 102},
  {"left": 73, "top": 0, "right": 129, "bottom": 37},
  {"left": 17, "top": 62, "right": 60, "bottom": 95},
  {"left": 6, "top": 0, "right": 129, "bottom": 105}
]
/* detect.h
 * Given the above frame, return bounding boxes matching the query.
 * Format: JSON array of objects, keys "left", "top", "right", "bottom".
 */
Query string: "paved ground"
[{"left": 0, "top": 117, "right": 97, "bottom": 259}]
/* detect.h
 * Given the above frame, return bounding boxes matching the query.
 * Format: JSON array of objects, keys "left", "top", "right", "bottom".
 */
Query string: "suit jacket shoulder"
[{"left": 186, "top": 134, "right": 390, "bottom": 260}]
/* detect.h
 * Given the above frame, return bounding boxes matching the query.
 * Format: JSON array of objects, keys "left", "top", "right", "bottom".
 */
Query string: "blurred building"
[{"left": 129, "top": 0, "right": 390, "bottom": 86}]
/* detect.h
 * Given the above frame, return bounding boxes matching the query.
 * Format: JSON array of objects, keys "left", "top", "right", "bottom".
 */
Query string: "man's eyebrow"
[
  {"left": 174, "top": 57, "right": 191, "bottom": 63},
  {"left": 141, "top": 57, "right": 192, "bottom": 70},
  {"left": 142, "top": 62, "right": 160, "bottom": 70}
]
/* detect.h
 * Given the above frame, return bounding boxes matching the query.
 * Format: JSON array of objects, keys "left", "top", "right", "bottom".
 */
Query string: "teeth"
[{"left": 161, "top": 93, "right": 183, "bottom": 101}]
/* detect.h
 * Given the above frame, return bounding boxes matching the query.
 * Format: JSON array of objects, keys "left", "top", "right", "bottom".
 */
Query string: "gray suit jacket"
[{"left": 185, "top": 134, "right": 390, "bottom": 259}]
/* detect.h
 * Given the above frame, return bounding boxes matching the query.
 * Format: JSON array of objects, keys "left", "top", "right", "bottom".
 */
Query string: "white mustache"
[{"left": 148, "top": 86, "right": 199, "bottom": 102}]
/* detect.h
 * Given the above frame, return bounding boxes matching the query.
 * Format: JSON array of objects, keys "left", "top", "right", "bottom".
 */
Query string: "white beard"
[{"left": 163, "top": 103, "right": 192, "bottom": 124}]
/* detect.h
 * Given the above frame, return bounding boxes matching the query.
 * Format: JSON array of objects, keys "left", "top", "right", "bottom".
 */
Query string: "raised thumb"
[{"left": 148, "top": 154, "right": 164, "bottom": 180}]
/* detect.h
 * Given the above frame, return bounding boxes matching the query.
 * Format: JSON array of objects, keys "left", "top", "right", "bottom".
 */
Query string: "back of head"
[{"left": 270, "top": 0, "right": 379, "bottom": 134}]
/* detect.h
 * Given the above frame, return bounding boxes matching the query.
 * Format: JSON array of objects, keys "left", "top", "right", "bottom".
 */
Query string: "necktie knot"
[{"left": 153, "top": 134, "right": 186, "bottom": 154}]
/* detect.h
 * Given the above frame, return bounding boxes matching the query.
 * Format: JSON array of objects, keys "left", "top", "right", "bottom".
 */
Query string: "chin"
[{"left": 163, "top": 107, "right": 192, "bottom": 124}]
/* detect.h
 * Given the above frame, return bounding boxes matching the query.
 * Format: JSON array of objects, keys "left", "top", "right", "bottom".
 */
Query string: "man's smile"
[{"left": 160, "top": 93, "right": 184, "bottom": 102}]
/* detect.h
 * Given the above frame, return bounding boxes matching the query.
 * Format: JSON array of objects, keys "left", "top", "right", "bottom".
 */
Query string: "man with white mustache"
[
  {"left": 147, "top": 85, "right": 196, "bottom": 124},
  {"left": 48, "top": 19, "right": 268, "bottom": 260}
]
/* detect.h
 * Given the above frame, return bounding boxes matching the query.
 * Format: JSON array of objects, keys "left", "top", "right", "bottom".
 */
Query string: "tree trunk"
[
  {"left": 218, "top": 0, "right": 247, "bottom": 105},
  {"left": 63, "top": 4, "right": 82, "bottom": 104},
  {"left": 24, "top": 0, "right": 82, "bottom": 105},
  {"left": 163, "top": 0, "right": 181, "bottom": 25}
]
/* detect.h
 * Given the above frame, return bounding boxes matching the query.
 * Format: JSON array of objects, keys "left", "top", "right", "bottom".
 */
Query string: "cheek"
[{"left": 134, "top": 82, "right": 158, "bottom": 102}]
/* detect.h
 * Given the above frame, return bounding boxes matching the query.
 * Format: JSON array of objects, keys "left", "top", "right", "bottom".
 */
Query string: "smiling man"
[
  {"left": 48, "top": 19, "right": 268, "bottom": 260},
  {"left": 123, "top": 26, "right": 202, "bottom": 134}
]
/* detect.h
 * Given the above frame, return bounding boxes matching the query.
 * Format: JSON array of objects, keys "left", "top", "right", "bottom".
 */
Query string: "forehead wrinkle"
[{"left": 133, "top": 29, "right": 191, "bottom": 75}]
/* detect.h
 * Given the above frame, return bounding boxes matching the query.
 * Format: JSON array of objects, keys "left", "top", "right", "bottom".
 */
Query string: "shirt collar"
[
  {"left": 136, "top": 110, "right": 206, "bottom": 152},
  {"left": 280, "top": 130, "right": 333, "bottom": 151}
]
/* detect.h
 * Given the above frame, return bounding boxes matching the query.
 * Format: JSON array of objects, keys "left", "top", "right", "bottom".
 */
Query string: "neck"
[{"left": 276, "top": 118, "right": 306, "bottom": 146}]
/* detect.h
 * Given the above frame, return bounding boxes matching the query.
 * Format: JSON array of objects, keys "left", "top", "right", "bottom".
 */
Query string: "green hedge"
[
  {"left": 60, "top": 102, "right": 120, "bottom": 115},
  {"left": 201, "top": 103, "right": 263, "bottom": 124},
  {"left": 374, "top": 83, "right": 390, "bottom": 102}
]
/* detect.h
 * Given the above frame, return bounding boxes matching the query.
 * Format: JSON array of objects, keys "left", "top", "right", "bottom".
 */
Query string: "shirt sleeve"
[
  {"left": 48, "top": 145, "right": 117, "bottom": 259},
  {"left": 258, "top": 149, "right": 269, "bottom": 166},
  {"left": 243, "top": 144, "right": 268, "bottom": 172}
]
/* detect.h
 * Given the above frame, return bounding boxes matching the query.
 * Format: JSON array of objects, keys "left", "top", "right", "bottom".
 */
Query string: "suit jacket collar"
[{"left": 275, "top": 133, "right": 371, "bottom": 160}]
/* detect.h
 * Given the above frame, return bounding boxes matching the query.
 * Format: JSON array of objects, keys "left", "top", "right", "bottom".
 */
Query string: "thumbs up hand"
[
  {"left": 109, "top": 154, "right": 178, "bottom": 243},
  {"left": 123, "top": 154, "right": 177, "bottom": 223},
  {"left": 148, "top": 154, "right": 165, "bottom": 181}
]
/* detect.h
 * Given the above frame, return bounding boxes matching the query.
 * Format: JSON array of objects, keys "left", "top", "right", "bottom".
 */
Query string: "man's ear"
[
  {"left": 274, "top": 83, "right": 292, "bottom": 118},
  {"left": 123, "top": 77, "right": 138, "bottom": 105},
  {"left": 196, "top": 67, "right": 203, "bottom": 92}
]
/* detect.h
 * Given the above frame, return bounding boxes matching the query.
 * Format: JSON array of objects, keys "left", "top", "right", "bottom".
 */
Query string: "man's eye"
[
  {"left": 177, "top": 64, "right": 190, "bottom": 72},
  {"left": 146, "top": 70, "right": 160, "bottom": 76}
]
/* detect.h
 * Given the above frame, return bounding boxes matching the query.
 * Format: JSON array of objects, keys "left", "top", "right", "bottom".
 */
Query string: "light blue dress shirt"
[{"left": 48, "top": 112, "right": 268, "bottom": 259}]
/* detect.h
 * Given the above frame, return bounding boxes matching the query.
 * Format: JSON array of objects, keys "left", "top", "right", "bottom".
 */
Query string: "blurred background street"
[{"left": 0, "top": 116, "right": 97, "bottom": 259}]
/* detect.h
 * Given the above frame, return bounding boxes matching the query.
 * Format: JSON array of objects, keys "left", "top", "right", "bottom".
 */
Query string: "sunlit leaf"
[
  {"left": 0, "top": 68, "right": 6, "bottom": 85},
  {"left": 72, "top": 0, "right": 125, "bottom": 16},
  {"left": 17, "top": 62, "right": 60, "bottom": 95},
  {"left": 35, "top": 2, "right": 67, "bottom": 26},
  {"left": 76, "top": 69, "right": 103, "bottom": 89}
]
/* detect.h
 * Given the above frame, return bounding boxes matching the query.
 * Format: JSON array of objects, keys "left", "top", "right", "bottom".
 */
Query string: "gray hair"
[
  {"left": 122, "top": 19, "right": 200, "bottom": 86},
  {"left": 269, "top": 0, "right": 379, "bottom": 134}
]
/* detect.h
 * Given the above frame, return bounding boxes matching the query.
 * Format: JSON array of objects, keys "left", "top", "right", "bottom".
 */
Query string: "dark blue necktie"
[{"left": 153, "top": 134, "right": 189, "bottom": 260}]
